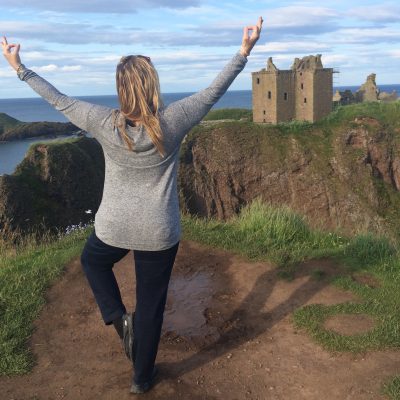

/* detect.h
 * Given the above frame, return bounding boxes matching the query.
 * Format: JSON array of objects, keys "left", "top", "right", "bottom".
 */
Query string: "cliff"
[
  {"left": 0, "top": 136, "right": 104, "bottom": 237},
  {"left": 179, "top": 103, "right": 400, "bottom": 241}
]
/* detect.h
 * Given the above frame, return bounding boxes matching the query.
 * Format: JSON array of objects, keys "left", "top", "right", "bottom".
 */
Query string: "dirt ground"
[{"left": 1, "top": 240, "right": 399, "bottom": 400}]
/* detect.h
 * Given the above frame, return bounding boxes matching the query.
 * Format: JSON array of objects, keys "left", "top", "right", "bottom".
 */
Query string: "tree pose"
[{"left": 2, "top": 16, "right": 263, "bottom": 394}]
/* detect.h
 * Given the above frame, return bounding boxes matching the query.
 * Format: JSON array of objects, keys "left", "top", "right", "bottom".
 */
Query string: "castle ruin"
[
  {"left": 333, "top": 73, "right": 398, "bottom": 105},
  {"left": 252, "top": 55, "right": 333, "bottom": 124}
]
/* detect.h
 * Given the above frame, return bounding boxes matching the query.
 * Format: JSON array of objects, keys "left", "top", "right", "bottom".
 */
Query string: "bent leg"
[
  {"left": 80, "top": 231, "right": 130, "bottom": 325},
  {"left": 133, "top": 242, "right": 179, "bottom": 384}
]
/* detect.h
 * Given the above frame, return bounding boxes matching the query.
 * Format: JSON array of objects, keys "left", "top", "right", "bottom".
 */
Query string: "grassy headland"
[
  {"left": 0, "top": 112, "right": 21, "bottom": 135},
  {"left": 0, "top": 112, "right": 79, "bottom": 141}
]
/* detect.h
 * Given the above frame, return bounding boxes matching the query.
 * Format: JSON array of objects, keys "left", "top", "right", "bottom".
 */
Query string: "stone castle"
[{"left": 252, "top": 55, "right": 333, "bottom": 124}]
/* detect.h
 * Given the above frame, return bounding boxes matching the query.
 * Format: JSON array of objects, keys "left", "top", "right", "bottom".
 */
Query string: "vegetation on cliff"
[
  {"left": 0, "top": 112, "right": 79, "bottom": 141},
  {"left": 0, "top": 136, "right": 104, "bottom": 238}
]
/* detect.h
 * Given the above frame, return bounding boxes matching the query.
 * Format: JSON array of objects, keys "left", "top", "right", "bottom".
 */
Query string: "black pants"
[{"left": 80, "top": 231, "right": 179, "bottom": 384}]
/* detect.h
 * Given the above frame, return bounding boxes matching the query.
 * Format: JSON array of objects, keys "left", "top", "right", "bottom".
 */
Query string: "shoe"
[
  {"left": 122, "top": 312, "right": 135, "bottom": 362},
  {"left": 130, "top": 366, "right": 159, "bottom": 394}
]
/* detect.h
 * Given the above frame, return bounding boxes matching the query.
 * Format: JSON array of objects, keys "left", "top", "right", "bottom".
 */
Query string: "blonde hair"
[{"left": 114, "top": 55, "right": 165, "bottom": 157}]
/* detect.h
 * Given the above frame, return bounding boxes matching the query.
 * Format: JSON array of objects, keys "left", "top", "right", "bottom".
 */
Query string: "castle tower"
[{"left": 252, "top": 55, "right": 333, "bottom": 124}]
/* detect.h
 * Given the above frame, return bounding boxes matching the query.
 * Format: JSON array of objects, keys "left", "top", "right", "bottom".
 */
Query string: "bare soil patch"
[
  {"left": 352, "top": 272, "right": 381, "bottom": 288},
  {"left": 0, "top": 240, "right": 398, "bottom": 399},
  {"left": 324, "top": 314, "right": 377, "bottom": 336}
]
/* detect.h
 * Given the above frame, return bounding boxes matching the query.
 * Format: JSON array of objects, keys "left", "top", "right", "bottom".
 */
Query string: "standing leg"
[
  {"left": 133, "top": 241, "right": 180, "bottom": 385},
  {"left": 80, "top": 230, "right": 130, "bottom": 325}
]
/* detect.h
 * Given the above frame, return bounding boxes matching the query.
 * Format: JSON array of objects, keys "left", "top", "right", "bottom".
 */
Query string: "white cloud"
[{"left": 30, "top": 64, "right": 82, "bottom": 72}]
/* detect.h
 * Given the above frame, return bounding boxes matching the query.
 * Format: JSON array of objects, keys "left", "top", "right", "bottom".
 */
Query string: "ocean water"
[
  {"left": 1, "top": 85, "right": 399, "bottom": 175},
  {"left": 0, "top": 90, "right": 253, "bottom": 123}
]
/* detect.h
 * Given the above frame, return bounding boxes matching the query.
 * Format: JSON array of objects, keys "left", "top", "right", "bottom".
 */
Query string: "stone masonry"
[{"left": 252, "top": 55, "right": 333, "bottom": 124}]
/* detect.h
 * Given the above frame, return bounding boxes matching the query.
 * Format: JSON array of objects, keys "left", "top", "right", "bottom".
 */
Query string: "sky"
[{"left": 1, "top": 0, "right": 400, "bottom": 98}]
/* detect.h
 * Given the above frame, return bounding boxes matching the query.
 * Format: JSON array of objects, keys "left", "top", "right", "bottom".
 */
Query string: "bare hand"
[
  {"left": 1, "top": 36, "right": 22, "bottom": 71},
  {"left": 240, "top": 16, "right": 263, "bottom": 57}
]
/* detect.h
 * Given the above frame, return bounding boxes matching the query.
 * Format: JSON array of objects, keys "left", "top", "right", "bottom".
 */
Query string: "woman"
[{"left": 2, "top": 17, "right": 263, "bottom": 394}]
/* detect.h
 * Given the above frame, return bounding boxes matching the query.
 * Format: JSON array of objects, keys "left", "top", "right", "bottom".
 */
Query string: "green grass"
[
  {"left": 0, "top": 227, "right": 91, "bottom": 375},
  {"left": 203, "top": 108, "right": 252, "bottom": 121},
  {"left": 383, "top": 376, "right": 400, "bottom": 399}
]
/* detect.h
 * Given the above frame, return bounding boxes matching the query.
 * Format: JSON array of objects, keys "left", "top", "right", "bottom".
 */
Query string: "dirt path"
[{"left": 1, "top": 240, "right": 399, "bottom": 399}]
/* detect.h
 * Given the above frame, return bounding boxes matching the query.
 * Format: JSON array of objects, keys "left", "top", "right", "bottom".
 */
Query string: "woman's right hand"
[
  {"left": 240, "top": 16, "right": 263, "bottom": 58},
  {"left": 1, "top": 36, "right": 22, "bottom": 71}
]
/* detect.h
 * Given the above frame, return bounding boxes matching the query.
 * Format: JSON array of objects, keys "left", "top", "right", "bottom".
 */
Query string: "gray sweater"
[{"left": 18, "top": 52, "right": 248, "bottom": 250}]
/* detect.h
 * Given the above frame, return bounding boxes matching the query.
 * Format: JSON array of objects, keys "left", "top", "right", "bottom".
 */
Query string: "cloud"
[
  {"left": 254, "top": 41, "right": 331, "bottom": 54},
  {"left": 2, "top": 5, "right": 342, "bottom": 47},
  {"left": 4, "top": 0, "right": 200, "bottom": 13},
  {"left": 335, "top": 27, "right": 400, "bottom": 44},
  {"left": 349, "top": 4, "right": 400, "bottom": 23},
  {"left": 30, "top": 64, "right": 82, "bottom": 72}
]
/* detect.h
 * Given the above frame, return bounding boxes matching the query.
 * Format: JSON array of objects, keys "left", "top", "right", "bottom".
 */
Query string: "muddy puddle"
[{"left": 163, "top": 270, "right": 220, "bottom": 343}]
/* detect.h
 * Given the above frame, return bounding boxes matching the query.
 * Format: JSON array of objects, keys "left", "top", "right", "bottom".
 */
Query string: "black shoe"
[
  {"left": 130, "top": 366, "right": 159, "bottom": 394},
  {"left": 122, "top": 312, "right": 135, "bottom": 362}
]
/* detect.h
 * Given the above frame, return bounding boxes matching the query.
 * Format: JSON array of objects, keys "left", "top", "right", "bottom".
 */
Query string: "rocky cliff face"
[
  {"left": 0, "top": 137, "right": 104, "bottom": 238},
  {"left": 179, "top": 115, "right": 400, "bottom": 239}
]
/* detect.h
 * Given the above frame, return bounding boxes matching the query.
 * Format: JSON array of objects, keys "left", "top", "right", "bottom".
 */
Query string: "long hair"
[{"left": 114, "top": 55, "right": 165, "bottom": 157}]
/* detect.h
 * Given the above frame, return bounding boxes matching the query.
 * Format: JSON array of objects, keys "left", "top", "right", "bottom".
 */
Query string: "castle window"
[
  {"left": 263, "top": 119, "right": 266, "bottom": 123},
  {"left": 301, "top": 83, "right": 304, "bottom": 90},
  {"left": 257, "top": 78, "right": 260, "bottom": 84},
  {"left": 304, "top": 98, "right": 307, "bottom": 103},
  {"left": 284, "top": 92, "right": 288, "bottom": 101},
  {"left": 263, "top": 110, "right": 266, "bottom": 115},
  {"left": 268, "top": 91, "right": 272, "bottom": 99}
]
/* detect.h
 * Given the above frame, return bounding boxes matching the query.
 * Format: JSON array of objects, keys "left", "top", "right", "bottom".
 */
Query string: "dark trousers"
[{"left": 80, "top": 231, "right": 179, "bottom": 384}]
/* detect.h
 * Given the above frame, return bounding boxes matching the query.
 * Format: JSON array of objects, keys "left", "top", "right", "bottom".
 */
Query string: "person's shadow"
[{"left": 162, "top": 242, "right": 347, "bottom": 378}]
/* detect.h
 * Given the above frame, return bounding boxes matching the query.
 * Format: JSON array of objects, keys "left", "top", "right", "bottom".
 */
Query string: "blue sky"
[{"left": 1, "top": 0, "right": 400, "bottom": 98}]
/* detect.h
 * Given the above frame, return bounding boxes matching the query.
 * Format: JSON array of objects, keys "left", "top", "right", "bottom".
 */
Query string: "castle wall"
[
  {"left": 276, "top": 71, "right": 295, "bottom": 122},
  {"left": 252, "top": 71, "right": 278, "bottom": 123},
  {"left": 295, "top": 70, "right": 315, "bottom": 122},
  {"left": 313, "top": 69, "right": 333, "bottom": 121}
]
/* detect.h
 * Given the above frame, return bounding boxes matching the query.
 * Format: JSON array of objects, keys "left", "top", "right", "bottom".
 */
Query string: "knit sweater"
[{"left": 18, "top": 51, "right": 248, "bottom": 250}]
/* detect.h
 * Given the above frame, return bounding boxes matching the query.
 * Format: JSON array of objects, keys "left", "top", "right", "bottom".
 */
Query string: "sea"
[{"left": 1, "top": 85, "right": 399, "bottom": 175}]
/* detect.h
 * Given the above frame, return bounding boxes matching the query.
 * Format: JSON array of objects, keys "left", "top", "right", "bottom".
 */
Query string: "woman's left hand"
[{"left": 1, "top": 36, "right": 22, "bottom": 71}]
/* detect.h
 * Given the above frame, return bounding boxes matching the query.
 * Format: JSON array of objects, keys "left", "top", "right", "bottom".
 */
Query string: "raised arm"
[
  {"left": 163, "top": 17, "right": 263, "bottom": 140},
  {"left": 1, "top": 36, "right": 111, "bottom": 137}
]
